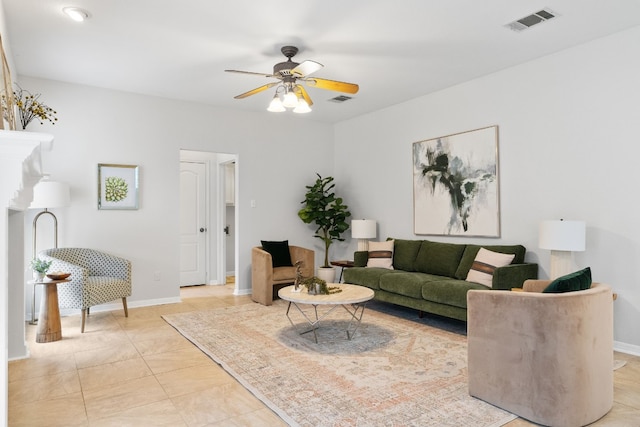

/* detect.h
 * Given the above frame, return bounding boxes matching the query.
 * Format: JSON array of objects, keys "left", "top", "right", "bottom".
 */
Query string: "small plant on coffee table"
[{"left": 300, "top": 276, "right": 342, "bottom": 295}]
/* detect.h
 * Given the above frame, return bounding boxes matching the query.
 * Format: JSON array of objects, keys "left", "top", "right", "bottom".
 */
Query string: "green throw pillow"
[
  {"left": 543, "top": 267, "right": 592, "bottom": 293},
  {"left": 260, "top": 240, "right": 293, "bottom": 267}
]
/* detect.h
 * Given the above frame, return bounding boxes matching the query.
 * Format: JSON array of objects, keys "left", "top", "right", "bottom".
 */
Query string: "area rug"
[{"left": 162, "top": 301, "right": 516, "bottom": 427}]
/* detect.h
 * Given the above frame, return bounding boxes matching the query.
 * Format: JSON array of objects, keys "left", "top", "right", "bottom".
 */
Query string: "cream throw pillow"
[
  {"left": 466, "top": 248, "right": 515, "bottom": 287},
  {"left": 367, "top": 240, "right": 394, "bottom": 269}
]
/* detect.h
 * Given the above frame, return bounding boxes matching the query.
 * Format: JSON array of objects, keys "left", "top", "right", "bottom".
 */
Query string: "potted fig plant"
[{"left": 298, "top": 174, "right": 351, "bottom": 283}]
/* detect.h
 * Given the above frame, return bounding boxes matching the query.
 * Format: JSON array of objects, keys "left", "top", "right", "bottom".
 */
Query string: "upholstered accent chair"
[
  {"left": 251, "top": 245, "right": 314, "bottom": 305},
  {"left": 38, "top": 248, "right": 131, "bottom": 332},
  {"left": 467, "top": 281, "right": 613, "bottom": 427}
]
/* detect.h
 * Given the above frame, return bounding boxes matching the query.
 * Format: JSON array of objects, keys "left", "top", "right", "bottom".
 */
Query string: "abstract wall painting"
[
  {"left": 413, "top": 126, "right": 500, "bottom": 237},
  {"left": 98, "top": 164, "right": 139, "bottom": 210}
]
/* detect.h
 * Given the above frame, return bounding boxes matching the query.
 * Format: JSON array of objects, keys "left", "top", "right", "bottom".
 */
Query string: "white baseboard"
[
  {"left": 25, "top": 296, "right": 183, "bottom": 321},
  {"left": 614, "top": 341, "right": 640, "bottom": 356},
  {"left": 234, "top": 288, "right": 251, "bottom": 296}
]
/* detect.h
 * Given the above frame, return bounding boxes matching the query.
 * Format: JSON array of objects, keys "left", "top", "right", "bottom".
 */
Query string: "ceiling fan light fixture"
[
  {"left": 267, "top": 94, "right": 285, "bottom": 112},
  {"left": 63, "top": 7, "right": 90, "bottom": 22},
  {"left": 282, "top": 89, "right": 298, "bottom": 109},
  {"left": 293, "top": 99, "right": 312, "bottom": 114}
]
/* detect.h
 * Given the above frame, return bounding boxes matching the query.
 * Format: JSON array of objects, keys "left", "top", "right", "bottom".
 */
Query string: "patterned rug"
[{"left": 162, "top": 301, "right": 516, "bottom": 427}]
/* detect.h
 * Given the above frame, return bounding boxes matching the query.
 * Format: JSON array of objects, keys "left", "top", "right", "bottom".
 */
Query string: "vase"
[
  {"left": 33, "top": 271, "right": 45, "bottom": 281},
  {"left": 316, "top": 267, "right": 336, "bottom": 283}
]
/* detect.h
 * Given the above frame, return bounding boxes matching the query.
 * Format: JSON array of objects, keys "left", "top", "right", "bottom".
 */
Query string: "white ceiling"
[{"left": 3, "top": 1, "right": 640, "bottom": 124}]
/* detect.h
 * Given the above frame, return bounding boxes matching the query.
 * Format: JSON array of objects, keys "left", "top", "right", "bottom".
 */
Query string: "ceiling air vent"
[
  {"left": 328, "top": 95, "right": 353, "bottom": 103},
  {"left": 505, "top": 8, "right": 557, "bottom": 32}
]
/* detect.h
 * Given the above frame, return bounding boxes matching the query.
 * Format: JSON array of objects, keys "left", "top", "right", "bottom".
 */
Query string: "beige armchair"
[
  {"left": 467, "top": 281, "right": 613, "bottom": 426},
  {"left": 251, "top": 245, "right": 314, "bottom": 305}
]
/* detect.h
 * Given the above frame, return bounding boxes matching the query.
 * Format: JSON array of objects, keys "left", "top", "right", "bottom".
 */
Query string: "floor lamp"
[
  {"left": 351, "top": 219, "right": 376, "bottom": 252},
  {"left": 29, "top": 177, "right": 70, "bottom": 324},
  {"left": 539, "top": 219, "right": 586, "bottom": 280}
]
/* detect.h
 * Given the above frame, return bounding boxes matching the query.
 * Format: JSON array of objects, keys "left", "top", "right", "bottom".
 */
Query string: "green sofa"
[{"left": 343, "top": 239, "right": 538, "bottom": 321}]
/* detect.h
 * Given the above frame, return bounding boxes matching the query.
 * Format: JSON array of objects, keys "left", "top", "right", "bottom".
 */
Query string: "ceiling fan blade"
[
  {"left": 303, "top": 78, "right": 359, "bottom": 94},
  {"left": 291, "top": 60, "right": 323, "bottom": 77},
  {"left": 225, "top": 69, "right": 276, "bottom": 78},
  {"left": 297, "top": 85, "right": 314, "bottom": 106},
  {"left": 234, "top": 82, "right": 279, "bottom": 99}
]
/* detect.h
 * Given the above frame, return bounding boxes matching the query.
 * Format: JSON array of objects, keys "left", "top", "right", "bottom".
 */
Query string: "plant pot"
[
  {"left": 316, "top": 267, "right": 336, "bottom": 284},
  {"left": 307, "top": 282, "right": 322, "bottom": 295},
  {"left": 33, "top": 271, "right": 45, "bottom": 281}
]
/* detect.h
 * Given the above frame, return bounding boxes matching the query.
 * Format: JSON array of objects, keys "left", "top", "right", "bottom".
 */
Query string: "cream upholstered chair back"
[
  {"left": 251, "top": 245, "right": 314, "bottom": 306},
  {"left": 467, "top": 282, "right": 613, "bottom": 427},
  {"left": 38, "top": 248, "right": 131, "bottom": 332}
]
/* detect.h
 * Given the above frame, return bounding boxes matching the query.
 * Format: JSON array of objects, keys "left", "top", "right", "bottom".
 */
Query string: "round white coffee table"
[{"left": 278, "top": 283, "right": 374, "bottom": 343}]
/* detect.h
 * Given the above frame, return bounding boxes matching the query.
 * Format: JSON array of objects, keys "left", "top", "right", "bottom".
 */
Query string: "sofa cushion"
[
  {"left": 392, "top": 239, "right": 423, "bottom": 272},
  {"left": 379, "top": 272, "right": 443, "bottom": 299},
  {"left": 344, "top": 267, "right": 401, "bottom": 290},
  {"left": 367, "top": 240, "right": 394, "bottom": 269},
  {"left": 260, "top": 240, "right": 293, "bottom": 267},
  {"left": 455, "top": 244, "right": 526, "bottom": 279},
  {"left": 466, "top": 248, "right": 515, "bottom": 287},
  {"left": 543, "top": 267, "right": 592, "bottom": 293},
  {"left": 273, "top": 266, "right": 296, "bottom": 281},
  {"left": 421, "top": 279, "right": 489, "bottom": 309},
  {"left": 415, "top": 241, "right": 466, "bottom": 277}
]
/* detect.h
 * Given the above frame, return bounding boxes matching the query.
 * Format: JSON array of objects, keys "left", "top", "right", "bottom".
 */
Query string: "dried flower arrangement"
[{"left": 1, "top": 84, "right": 57, "bottom": 130}]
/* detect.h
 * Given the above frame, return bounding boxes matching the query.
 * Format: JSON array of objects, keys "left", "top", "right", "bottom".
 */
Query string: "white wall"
[
  {"left": 334, "top": 26, "right": 640, "bottom": 350},
  {"left": 17, "top": 76, "right": 334, "bottom": 313}
]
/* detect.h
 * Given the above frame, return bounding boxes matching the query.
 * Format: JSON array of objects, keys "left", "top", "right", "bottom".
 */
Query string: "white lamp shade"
[
  {"left": 352, "top": 219, "right": 377, "bottom": 239},
  {"left": 29, "top": 180, "right": 70, "bottom": 209},
  {"left": 293, "top": 99, "right": 311, "bottom": 113},
  {"left": 539, "top": 220, "right": 586, "bottom": 251}
]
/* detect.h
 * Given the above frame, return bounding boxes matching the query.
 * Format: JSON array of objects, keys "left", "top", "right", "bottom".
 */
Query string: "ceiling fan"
[{"left": 225, "top": 46, "right": 359, "bottom": 113}]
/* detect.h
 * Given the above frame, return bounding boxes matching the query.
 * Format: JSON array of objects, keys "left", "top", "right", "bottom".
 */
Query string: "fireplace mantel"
[{"left": 1, "top": 130, "right": 54, "bottom": 426}]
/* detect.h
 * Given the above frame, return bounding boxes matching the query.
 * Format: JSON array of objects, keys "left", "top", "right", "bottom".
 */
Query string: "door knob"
[
  {"left": 199, "top": 227, "right": 206, "bottom": 232},
  {"left": 224, "top": 226, "right": 230, "bottom": 235}
]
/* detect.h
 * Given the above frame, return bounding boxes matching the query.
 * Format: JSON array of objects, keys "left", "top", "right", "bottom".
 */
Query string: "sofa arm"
[
  {"left": 38, "top": 254, "right": 89, "bottom": 305},
  {"left": 523, "top": 279, "right": 551, "bottom": 292},
  {"left": 353, "top": 251, "right": 369, "bottom": 267},
  {"left": 88, "top": 250, "right": 131, "bottom": 281},
  {"left": 251, "top": 247, "right": 274, "bottom": 305},
  {"left": 491, "top": 263, "right": 538, "bottom": 290}
]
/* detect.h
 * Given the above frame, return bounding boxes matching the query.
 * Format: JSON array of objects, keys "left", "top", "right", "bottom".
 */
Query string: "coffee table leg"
[
  {"left": 342, "top": 302, "right": 368, "bottom": 340},
  {"left": 286, "top": 302, "right": 345, "bottom": 343}
]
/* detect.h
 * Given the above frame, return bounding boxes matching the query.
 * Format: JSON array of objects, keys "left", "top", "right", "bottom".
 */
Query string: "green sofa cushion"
[
  {"left": 415, "top": 241, "right": 466, "bottom": 277},
  {"left": 421, "top": 279, "right": 489, "bottom": 309},
  {"left": 343, "top": 267, "right": 402, "bottom": 290},
  {"left": 391, "top": 239, "right": 423, "bottom": 272},
  {"left": 379, "top": 272, "right": 442, "bottom": 299},
  {"left": 454, "top": 244, "right": 526, "bottom": 279},
  {"left": 543, "top": 267, "right": 592, "bottom": 293}
]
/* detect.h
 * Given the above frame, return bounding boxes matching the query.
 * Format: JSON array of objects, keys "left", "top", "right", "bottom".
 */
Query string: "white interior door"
[{"left": 180, "top": 161, "right": 207, "bottom": 286}]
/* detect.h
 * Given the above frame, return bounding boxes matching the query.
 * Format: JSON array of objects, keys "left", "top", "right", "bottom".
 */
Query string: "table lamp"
[
  {"left": 351, "top": 219, "right": 376, "bottom": 251},
  {"left": 539, "top": 219, "right": 585, "bottom": 279}
]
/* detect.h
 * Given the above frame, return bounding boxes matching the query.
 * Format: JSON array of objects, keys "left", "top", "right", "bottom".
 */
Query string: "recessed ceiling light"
[{"left": 62, "top": 7, "right": 90, "bottom": 22}]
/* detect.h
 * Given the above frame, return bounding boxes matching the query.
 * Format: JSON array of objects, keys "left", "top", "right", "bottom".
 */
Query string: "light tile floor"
[{"left": 8, "top": 284, "right": 640, "bottom": 426}]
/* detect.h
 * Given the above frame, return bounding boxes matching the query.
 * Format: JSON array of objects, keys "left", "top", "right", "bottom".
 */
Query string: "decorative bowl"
[{"left": 46, "top": 272, "right": 71, "bottom": 280}]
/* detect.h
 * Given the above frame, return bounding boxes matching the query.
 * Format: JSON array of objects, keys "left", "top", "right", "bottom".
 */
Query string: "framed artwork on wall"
[
  {"left": 98, "top": 163, "right": 139, "bottom": 210},
  {"left": 412, "top": 126, "right": 500, "bottom": 237}
]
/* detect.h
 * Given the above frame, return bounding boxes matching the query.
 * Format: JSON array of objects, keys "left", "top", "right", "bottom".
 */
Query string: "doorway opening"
[{"left": 179, "top": 150, "right": 238, "bottom": 293}]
